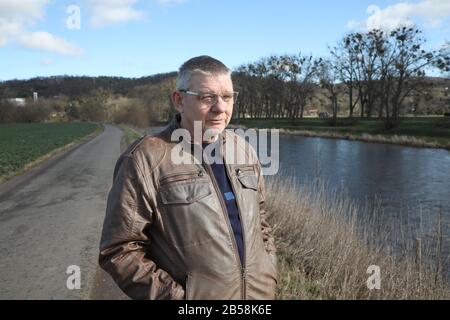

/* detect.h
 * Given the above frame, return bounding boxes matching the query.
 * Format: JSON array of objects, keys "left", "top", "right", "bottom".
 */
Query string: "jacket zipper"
[
  {"left": 159, "top": 168, "right": 204, "bottom": 185},
  {"left": 235, "top": 165, "right": 255, "bottom": 177},
  {"left": 225, "top": 164, "right": 247, "bottom": 300},
  {"left": 203, "top": 162, "right": 246, "bottom": 300}
]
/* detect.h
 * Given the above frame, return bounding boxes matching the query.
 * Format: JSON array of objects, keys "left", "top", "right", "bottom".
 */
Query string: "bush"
[
  {"left": 0, "top": 99, "right": 51, "bottom": 123},
  {"left": 0, "top": 101, "right": 17, "bottom": 123},
  {"left": 111, "top": 98, "right": 153, "bottom": 128}
]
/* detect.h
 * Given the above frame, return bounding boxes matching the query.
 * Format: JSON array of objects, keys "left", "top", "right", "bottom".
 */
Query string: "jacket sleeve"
[
  {"left": 256, "top": 161, "right": 277, "bottom": 270},
  {"left": 99, "top": 154, "right": 184, "bottom": 300}
]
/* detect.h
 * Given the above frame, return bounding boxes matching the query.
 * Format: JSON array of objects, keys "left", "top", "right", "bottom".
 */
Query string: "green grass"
[
  {"left": 233, "top": 117, "right": 450, "bottom": 148},
  {"left": 0, "top": 122, "right": 100, "bottom": 179},
  {"left": 118, "top": 124, "right": 142, "bottom": 145}
]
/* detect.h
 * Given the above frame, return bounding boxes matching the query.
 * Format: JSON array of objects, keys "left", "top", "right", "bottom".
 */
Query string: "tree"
[
  {"left": 79, "top": 88, "right": 112, "bottom": 122},
  {"left": 344, "top": 30, "right": 384, "bottom": 118},
  {"left": 234, "top": 53, "right": 320, "bottom": 120},
  {"left": 336, "top": 26, "right": 444, "bottom": 126},
  {"left": 435, "top": 41, "right": 450, "bottom": 78},
  {"left": 318, "top": 59, "right": 340, "bottom": 123},
  {"left": 384, "top": 27, "right": 435, "bottom": 124},
  {"left": 330, "top": 36, "right": 360, "bottom": 118}
]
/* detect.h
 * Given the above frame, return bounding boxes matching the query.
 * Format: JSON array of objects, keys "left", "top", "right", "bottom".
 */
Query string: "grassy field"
[
  {"left": 0, "top": 122, "right": 100, "bottom": 181},
  {"left": 233, "top": 117, "right": 450, "bottom": 149}
]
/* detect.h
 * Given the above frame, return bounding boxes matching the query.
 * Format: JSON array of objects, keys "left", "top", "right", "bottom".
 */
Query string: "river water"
[{"left": 269, "top": 134, "right": 450, "bottom": 268}]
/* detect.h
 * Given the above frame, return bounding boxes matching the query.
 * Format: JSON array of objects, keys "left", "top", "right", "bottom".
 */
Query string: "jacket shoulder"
[{"left": 120, "top": 134, "right": 167, "bottom": 173}]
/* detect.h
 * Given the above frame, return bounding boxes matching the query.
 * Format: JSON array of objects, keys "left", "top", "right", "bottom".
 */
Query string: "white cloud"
[
  {"left": 87, "top": 0, "right": 145, "bottom": 27},
  {"left": 348, "top": 0, "right": 450, "bottom": 31},
  {"left": 19, "top": 31, "right": 83, "bottom": 56},
  {"left": 0, "top": 0, "right": 48, "bottom": 21},
  {"left": 40, "top": 58, "right": 53, "bottom": 66},
  {"left": 0, "top": 0, "right": 49, "bottom": 45},
  {"left": 0, "top": 0, "right": 83, "bottom": 56}
]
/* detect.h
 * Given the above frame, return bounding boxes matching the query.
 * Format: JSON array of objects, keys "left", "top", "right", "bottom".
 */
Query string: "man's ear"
[{"left": 171, "top": 91, "right": 184, "bottom": 113}]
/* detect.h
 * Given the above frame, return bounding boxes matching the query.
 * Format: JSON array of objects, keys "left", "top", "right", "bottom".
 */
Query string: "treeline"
[
  {"left": 234, "top": 26, "right": 450, "bottom": 126},
  {"left": 0, "top": 74, "right": 178, "bottom": 127}
]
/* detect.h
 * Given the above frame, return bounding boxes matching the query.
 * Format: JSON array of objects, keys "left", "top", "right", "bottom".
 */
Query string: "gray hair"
[{"left": 176, "top": 55, "right": 231, "bottom": 90}]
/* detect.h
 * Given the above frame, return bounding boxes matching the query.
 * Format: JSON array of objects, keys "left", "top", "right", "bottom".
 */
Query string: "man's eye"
[
  {"left": 201, "top": 95, "right": 214, "bottom": 102},
  {"left": 222, "top": 95, "right": 233, "bottom": 101}
]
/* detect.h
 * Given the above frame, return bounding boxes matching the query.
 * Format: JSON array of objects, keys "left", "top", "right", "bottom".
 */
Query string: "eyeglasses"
[{"left": 179, "top": 90, "right": 239, "bottom": 106}]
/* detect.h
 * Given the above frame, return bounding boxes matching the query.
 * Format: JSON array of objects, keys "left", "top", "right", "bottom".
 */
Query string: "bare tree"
[
  {"left": 335, "top": 26, "right": 443, "bottom": 126},
  {"left": 330, "top": 36, "right": 360, "bottom": 118},
  {"left": 234, "top": 53, "right": 320, "bottom": 120},
  {"left": 384, "top": 27, "right": 435, "bottom": 125},
  {"left": 318, "top": 59, "right": 340, "bottom": 123}
]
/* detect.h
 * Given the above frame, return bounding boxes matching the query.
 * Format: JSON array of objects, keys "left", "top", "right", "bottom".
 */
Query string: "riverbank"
[
  {"left": 233, "top": 117, "right": 450, "bottom": 150},
  {"left": 267, "top": 176, "right": 449, "bottom": 299},
  {"left": 0, "top": 122, "right": 102, "bottom": 183}
]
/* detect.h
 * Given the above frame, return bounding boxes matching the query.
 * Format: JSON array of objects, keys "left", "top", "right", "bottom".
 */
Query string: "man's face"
[{"left": 173, "top": 72, "right": 234, "bottom": 142}]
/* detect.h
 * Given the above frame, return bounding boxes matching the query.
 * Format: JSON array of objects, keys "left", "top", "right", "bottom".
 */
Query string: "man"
[{"left": 99, "top": 55, "right": 277, "bottom": 300}]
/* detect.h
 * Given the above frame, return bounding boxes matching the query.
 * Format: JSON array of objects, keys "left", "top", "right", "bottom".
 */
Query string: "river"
[{"left": 269, "top": 134, "right": 450, "bottom": 268}]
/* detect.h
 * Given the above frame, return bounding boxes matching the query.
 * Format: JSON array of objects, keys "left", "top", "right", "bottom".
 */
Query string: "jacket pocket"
[
  {"left": 237, "top": 174, "right": 258, "bottom": 191},
  {"left": 234, "top": 167, "right": 260, "bottom": 229},
  {"left": 160, "top": 180, "right": 212, "bottom": 204},
  {"left": 265, "top": 251, "right": 278, "bottom": 284},
  {"left": 235, "top": 165, "right": 258, "bottom": 190},
  {"left": 158, "top": 180, "right": 223, "bottom": 250},
  {"left": 159, "top": 169, "right": 205, "bottom": 186}
]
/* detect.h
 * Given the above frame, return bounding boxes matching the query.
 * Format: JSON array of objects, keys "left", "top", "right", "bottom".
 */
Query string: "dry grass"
[{"left": 266, "top": 176, "right": 450, "bottom": 299}]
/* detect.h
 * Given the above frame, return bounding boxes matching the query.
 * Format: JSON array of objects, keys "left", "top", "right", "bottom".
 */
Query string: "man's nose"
[{"left": 211, "top": 96, "right": 228, "bottom": 113}]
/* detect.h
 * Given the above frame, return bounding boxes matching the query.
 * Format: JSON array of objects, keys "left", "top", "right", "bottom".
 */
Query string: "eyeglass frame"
[{"left": 178, "top": 89, "right": 239, "bottom": 106}]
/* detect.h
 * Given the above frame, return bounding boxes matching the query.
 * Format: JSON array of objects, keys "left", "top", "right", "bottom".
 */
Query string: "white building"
[{"left": 6, "top": 98, "right": 26, "bottom": 106}]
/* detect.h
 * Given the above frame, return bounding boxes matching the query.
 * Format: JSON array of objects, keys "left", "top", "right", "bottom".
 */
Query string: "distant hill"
[{"left": 0, "top": 73, "right": 177, "bottom": 99}]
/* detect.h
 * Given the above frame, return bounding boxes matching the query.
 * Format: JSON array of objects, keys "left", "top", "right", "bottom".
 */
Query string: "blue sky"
[{"left": 1, "top": 0, "right": 449, "bottom": 81}]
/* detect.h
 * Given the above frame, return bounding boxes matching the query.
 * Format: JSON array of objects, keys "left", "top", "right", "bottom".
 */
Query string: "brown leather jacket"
[{"left": 99, "top": 116, "right": 277, "bottom": 300}]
